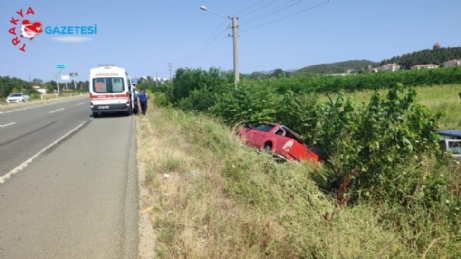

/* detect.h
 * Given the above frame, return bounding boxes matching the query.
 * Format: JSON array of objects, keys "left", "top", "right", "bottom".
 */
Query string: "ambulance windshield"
[{"left": 93, "top": 77, "right": 125, "bottom": 93}]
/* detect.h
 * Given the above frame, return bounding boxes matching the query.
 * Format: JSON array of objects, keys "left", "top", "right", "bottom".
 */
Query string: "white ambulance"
[{"left": 89, "top": 65, "right": 134, "bottom": 117}]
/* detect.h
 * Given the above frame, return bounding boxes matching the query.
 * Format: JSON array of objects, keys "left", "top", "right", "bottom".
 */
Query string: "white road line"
[
  {"left": 0, "top": 120, "right": 88, "bottom": 184},
  {"left": 77, "top": 102, "right": 85, "bottom": 105},
  {"left": 0, "top": 122, "right": 16, "bottom": 128},
  {"left": 49, "top": 108, "right": 65, "bottom": 113}
]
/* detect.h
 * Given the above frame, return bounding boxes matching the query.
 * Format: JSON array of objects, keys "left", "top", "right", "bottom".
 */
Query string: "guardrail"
[{"left": 39, "top": 92, "right": 88, "bottom": 101}]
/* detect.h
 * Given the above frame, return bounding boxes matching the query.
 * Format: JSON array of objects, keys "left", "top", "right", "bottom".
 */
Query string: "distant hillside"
[
  {"left": 292, "top": 60, "right": 375, "bottom": 76},
  {"left": 380, "top": 47, "right": 461, "bottom": 69},
  {"left": 249, "top": 47, "right": 461, "bottom": 77}
]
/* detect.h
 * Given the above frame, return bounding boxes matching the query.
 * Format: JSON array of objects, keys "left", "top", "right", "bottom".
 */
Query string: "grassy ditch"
[{"left": 136, "top": 100, "right": 460, "bottom": 258}]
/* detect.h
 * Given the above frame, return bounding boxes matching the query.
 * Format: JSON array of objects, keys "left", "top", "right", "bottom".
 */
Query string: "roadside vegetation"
[
  {"left": 136, "top": 66, "right": 461, "bottom": 258},
  {"left": 0, "top": 76, "right": 89, "bottom": 102},
  {"left": 138, "top": 107, "right": 410, "bottom": 258}
]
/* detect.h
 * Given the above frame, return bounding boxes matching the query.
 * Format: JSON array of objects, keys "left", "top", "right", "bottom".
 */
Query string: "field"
[
  {"left": 136, "top": 84, "right": 461, "bottom": 259},
  {"left": 317, "top": 84, "right": 461, "bottom": 129}
]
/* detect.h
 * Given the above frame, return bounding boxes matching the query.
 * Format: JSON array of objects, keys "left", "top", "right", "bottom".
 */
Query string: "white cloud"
[{"left": 50, "top": 37, "right": 93, "bottom": 42}]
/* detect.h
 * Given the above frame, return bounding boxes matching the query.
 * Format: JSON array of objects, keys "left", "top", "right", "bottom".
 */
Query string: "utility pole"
[
  {"left": 200, "top": 6, "right": 239, "bottom": 90},
  {"left": 168, "top": 63, "right": 173, "bottom": 81},
  {"left": 231, "top": 17, "right": 239, "bottom": 90},
  {"left": 155, "top": 72, "right": 158, "bottom": 87}
]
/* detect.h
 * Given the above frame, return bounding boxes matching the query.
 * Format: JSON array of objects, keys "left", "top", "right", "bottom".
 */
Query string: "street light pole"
[
  {"left": 56, "top": 69, "right": 62, "bottom": 95},
  {"left": 200, "top": 5, "right": 239, "bottom": 90}
]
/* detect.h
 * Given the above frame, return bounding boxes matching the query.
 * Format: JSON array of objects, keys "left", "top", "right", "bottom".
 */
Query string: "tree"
[
  {"left": 250, "top": 71, "right": 264, "bottom": 80},
  {"left": 0, "top": 76, "right": 29, "bottom": 96},
  {"left": 46, "top": 83, "right": 54, "bottom": 94},
  {"left": 77, "top": 80, "right": 89, "bottom": 92},
  {"left": 272, "top": 68, "right": 286, "bottom": 78},
  {"left": 32, "top": 78, "right": 43, "bottom": 84}
]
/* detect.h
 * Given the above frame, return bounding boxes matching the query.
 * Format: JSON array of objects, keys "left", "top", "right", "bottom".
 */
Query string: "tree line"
[
  {"left": 0, "top": 76, "right": 89, "bottom": 100},
  {"left": 265, "top": 47, "right": 461, "bottom": 77},
  {"left": 161, "top": 66, "right": 461, "bottom": 128},
  {"left": 379, "top": 47, "right": 461, "bottom": 69},
  {"left": 292, "top": 60, "right": 374, "bottom": 76}
]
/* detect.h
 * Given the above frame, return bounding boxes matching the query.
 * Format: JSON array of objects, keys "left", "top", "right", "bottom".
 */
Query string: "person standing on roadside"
[{"left": 137, "top": 88, "right": 149, "bottom": 115}]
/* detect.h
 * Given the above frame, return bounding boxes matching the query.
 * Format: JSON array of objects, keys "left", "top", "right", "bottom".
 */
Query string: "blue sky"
[{"left": 1, "top": 0, "right": 460, "bottom": 83}]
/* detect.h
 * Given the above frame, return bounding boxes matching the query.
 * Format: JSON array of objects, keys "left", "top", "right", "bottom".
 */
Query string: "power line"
[
  {"left": 180, "top": 36, "right": 229, "bottom": 68},
  {"left": 232, "top": 0, "right": 264, "bottom": 16},
  {"left": 240, "top": 0, "right": 330, "bottom": 33},
  {"left": 238, "top": 0, "right": 278, "bottom": 18},
  {"left": 240, "top": 0, "right": 302, "bottom": 26},
  {"left": 173, "top": 27, "right": 228, "bottom": 66},
  {"left": 172, "top": 22, "right": 227, "bottom": 64},
  {"left": 172, "top": 21, "right": 228, "bottom": 65}
]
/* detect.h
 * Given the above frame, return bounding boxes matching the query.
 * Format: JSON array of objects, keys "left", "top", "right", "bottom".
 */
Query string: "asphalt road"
[{"left": 0, "top": 98, "right": 139, "bottom": 258}]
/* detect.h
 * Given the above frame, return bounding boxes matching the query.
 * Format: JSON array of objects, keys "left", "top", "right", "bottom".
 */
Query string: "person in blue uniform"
[{"left": 137, "top": 88, "right": 149, "bottom": 115}]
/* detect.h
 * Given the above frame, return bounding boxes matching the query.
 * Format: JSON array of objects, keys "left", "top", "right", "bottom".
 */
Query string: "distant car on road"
[
  {"left": 6, "top": 93, "right": 30, "bottom": 103},
  {"left": 438, "top": 130, "right": 461, "bottom": 160},
  {"left": 237, "top": 122, "right": 322, "bottom": 163}
]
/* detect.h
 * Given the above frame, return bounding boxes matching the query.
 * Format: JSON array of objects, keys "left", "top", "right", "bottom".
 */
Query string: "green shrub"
[
  {"left": 309, "top": 84, "right": 444, "bottom": 204},
  {"left": 30, "top": 93, "right": 41, "bottom": 100}
]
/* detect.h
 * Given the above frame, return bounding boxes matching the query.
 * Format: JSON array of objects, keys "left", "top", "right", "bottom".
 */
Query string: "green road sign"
[{"left": 56, "top": 64, "right": 66, "bottom": 69}]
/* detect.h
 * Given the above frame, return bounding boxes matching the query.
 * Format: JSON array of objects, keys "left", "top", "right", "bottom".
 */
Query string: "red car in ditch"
[{"left": 237, "top": 122, "right": 321, "bottom": 163}]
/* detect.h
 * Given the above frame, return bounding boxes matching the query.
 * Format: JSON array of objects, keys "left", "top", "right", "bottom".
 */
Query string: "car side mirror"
[{"left": 248, "top": 123, "right": 254, "bottom": 129}]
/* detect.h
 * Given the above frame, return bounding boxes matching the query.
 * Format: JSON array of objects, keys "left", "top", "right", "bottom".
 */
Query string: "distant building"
[
  {"left": 443, "top": 59, "right": 461, "bottom": 67},
  {"left": 381, "top": 63, "right": 400, "bottom": 71},
  {"left": 369, "top": 67, "right": 381, "bottom": 72},
  {"left": 32, "top": 84, "right": 47, "bottom": 94},
  {"left": 433, "top": 42, "right": 440, "bottom": 50},
  {"left": 411, "top": 64, "right": 440, "bottom": 70},
  {"left": 326, "top": 73, "right": 352, "bottom": 77}
]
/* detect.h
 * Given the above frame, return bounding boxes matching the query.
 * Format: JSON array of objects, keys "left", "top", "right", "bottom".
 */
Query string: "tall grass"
[{"left": 136, "top": 99, "right": 461, "bottom": 258}]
